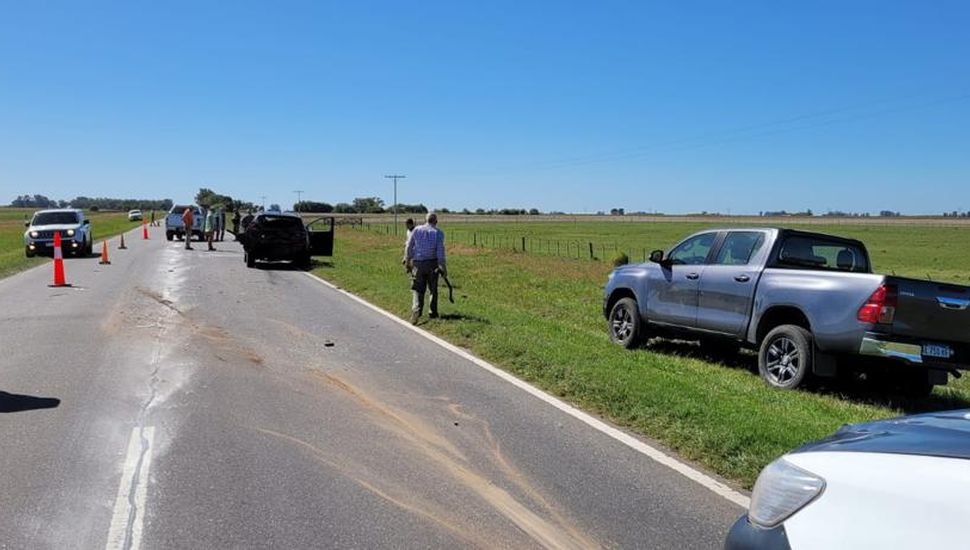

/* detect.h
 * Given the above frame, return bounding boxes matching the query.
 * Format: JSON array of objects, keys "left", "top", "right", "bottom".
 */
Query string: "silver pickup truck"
[
  {"left": 165, "top": 204, "right": 203, "bottom": 241},
  {"left": 604, "top": 228, "right": 970, "bottom": 395}
]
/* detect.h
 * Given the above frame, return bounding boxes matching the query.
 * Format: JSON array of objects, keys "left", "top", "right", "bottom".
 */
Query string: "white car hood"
[{"left": 28, "top": 224, "right": 82, "bottom": 232}]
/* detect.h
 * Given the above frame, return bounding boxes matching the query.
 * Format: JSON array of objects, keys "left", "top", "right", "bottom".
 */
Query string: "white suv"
[{"left": 24, "top": 209, "right": 93, "bottom": 257}]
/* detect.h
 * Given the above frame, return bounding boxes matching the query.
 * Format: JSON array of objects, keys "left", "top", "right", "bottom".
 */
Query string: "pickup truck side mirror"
[
  {"left": 649, "top": 250, "right": 664, "bottom": 263},
  {"left": 83, "top": 219, "right": 90, "bottom": 225}
]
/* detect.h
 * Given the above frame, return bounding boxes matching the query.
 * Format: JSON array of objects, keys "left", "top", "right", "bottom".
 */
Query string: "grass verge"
[{"left": 314, "top": 225, "right": 970, "bottom": 489}]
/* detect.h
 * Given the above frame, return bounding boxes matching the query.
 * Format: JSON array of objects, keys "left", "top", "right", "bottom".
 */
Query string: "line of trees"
[
  {"left": 10, "top": 194, "right": 174, "bottom": 211},
  {"left": 194, "top": 188, "right": 256, "bottom": 212}
]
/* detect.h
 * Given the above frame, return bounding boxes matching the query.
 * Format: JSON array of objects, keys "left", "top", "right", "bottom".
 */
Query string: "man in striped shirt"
[{"left": 404, "top": 212, "right": 447, "bottom": 324}]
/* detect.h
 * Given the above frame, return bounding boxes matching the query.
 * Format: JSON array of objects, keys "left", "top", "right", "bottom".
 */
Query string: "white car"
[
  {"left": 726, "top": 409, "right": 970, "bottom": 549},
  {"left": 128, "top": 209, "right": 143, "bottom": 221}
]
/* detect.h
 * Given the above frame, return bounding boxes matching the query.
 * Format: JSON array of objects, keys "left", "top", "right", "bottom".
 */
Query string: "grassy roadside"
[
  {"left": 314, "top": 225, "right": 970, "bottom": 488},
  {"left": 0, "top": 208, "right": 143, "bottom": 279}
]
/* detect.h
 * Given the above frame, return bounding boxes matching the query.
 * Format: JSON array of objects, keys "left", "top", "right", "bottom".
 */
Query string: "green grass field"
[
  {"left": 315, "top": 221, "right": 970, "bottom": 488},
  {"left": 0, "top": 207, "right": 143, "bottom": 279}
]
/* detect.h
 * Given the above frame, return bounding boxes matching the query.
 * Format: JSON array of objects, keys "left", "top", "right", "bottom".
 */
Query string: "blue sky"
[{"left": 1, "top": 1, "right": 968, "bottom": 214}]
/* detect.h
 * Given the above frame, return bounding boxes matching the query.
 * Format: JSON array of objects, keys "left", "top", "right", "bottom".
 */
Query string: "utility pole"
[
  {"left": 260, "top": 195, "right": 266, "bottom": 211},
  {"left": 384, "top": 175, "right": 406, "bottom": 234},
  {"left": 294, "top": 190, "right": 304, "bottom": 212}
]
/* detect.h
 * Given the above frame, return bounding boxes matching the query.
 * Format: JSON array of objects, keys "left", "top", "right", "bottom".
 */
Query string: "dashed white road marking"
[
  {"left": 302, "top": 271, "right": 750, "bottom": 509},
  {"left": 105, "top": 426, "right": 155, "bottom": 550}
]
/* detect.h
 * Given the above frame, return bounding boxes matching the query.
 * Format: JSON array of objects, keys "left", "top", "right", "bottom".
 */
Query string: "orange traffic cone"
[
  {"left": 142, "top": 221, "right": 149, "bottom": 240},
  {"left": 99, "top": 241, "right": 111, "bottom": 265},
  {"left": 118, "top": 232, "right": 127, "bottom": 249},
  {"left": 50, "top": 232, "right": 70, "bottom": 287}
]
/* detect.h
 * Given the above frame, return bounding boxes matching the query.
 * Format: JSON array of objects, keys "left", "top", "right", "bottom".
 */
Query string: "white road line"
[
  {"left": 105, "top": 426, "right": 155, "bottom": 550},
  {"left": 302, "top": 272, "right": 750, "bottom": 509}
]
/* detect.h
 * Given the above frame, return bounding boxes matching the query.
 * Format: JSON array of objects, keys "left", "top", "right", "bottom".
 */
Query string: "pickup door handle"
[
  {"left": 734, "top": 275, "right": 751, "bottom": 283},
  {"left": 686, "top": 273, "right": 700, "bottom": 280}
]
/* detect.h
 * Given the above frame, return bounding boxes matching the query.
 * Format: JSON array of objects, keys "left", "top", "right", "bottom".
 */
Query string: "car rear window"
[
  {"left": 258, "top": 216, "right": 303, "bottom": 229},
  {"left": 777, "top": 235, "right": 869, "bottom": 273},
  {"left": 33, "top": 212, "right": 79, "bottom": 225}
]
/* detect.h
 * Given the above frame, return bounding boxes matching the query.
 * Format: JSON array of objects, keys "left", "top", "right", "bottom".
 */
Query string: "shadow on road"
[
  {"left": 436, "top": 312, "right": 491, "bottom": 324},
  {"left": 642, "top": 339, "right": 970, "bottom": 414},
  {"left": 0, "top": 391, "right": 61, "bottom": 413}
]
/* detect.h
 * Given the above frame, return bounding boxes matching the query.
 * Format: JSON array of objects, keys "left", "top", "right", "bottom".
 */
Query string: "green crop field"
[
  {"left": 0, "top": 207, "right": 143, "bottom": 279},
  {"left": 314, "top": 220, "right": 970, "bottom": 488}
]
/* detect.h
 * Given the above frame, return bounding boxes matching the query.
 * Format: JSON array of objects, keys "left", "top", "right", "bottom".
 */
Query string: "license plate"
[{"left": 923, "top": 343, "right": 954, "bottom": 359}]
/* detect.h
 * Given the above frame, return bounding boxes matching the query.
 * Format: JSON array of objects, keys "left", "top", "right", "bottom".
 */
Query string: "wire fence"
[{"left": 353, "top": 222, "right": 656, "bottom": 262}]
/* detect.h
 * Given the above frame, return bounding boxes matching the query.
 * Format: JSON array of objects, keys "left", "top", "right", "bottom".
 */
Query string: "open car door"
[{"left": 306, "top": 216, "right": 335, "bottom": 256}]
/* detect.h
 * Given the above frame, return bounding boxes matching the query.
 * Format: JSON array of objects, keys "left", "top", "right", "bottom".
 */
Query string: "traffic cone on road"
[
  {"left": 99, "top": 241, "right": 111, "bottom": 265},
  {"left": 142, "top": 221, "right": 149, "bottom": 240},
  {"left": 50, "top": 232, "right": 70, "bottom": 287},
  {"left": 119, "top": 233, "right": 127, "bottom": 249}
]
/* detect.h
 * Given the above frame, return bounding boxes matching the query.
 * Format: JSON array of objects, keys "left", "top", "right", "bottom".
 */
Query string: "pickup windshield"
[
  {"left": 32, "top": 212, "right": 79, "bottom": 225},
  {"left": 776, "top": 235, "right": 869, "bottom": 273}
]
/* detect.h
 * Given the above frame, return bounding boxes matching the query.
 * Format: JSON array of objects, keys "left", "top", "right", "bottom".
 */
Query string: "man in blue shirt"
[{"left": 404, "top": 213, "right": 447, "bottom": 324}]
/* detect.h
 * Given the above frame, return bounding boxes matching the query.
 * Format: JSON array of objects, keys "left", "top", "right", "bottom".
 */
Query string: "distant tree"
[
  {"left": 268, "top": 203, "right": 281, "bottom": 212},
  {"left": 334, "top": 203, "right": 356, "bottom": 213},
  {"left": 352, "top": 197, "right": 385, "bottom": 213},
  {"left": 475, "top": 208, "right": 486, "bottom": 215},
  {"left": 461, "top": 208, "right": 471, "bottom": 215},
  {"left": 295, "top": 201, "right": 334, "bottom": 213},
  {"left": 529, "top": 208, "right": 541, "bottom": 215}
]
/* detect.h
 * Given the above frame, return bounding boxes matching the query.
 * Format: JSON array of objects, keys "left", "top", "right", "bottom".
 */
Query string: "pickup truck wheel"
[
  {"left": 245, "top": 252, "right": 256, "bottom": 268},
  {"left": 759, "top": 325, "right": 813, "bottom": 389},
  {"left": 608, "top": 297, "right": 642, "bottom": 349},
  {"left": 166, "top": 231, "right": 174, "bottom": 241}
]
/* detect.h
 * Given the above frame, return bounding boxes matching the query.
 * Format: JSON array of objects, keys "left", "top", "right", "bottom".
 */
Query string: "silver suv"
[{"left": 24, "top": 209, "right": 93, "bottom": 257}]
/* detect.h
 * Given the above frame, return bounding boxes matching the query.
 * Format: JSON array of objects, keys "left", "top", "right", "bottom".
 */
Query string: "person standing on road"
[
  {"left": 218, "top": 207, "right": 227, "bottom": 242},
  {"left": 150, "top": 209, "right": 156, "bottom": 227},
  {"left": 232, "top": 209, "right": 241, "bottom": 238},
  {"left": 181, "top": 207, "right": 194, "bottom": 250},
  {"left": 402, "top": 217, "right": 415, "bottom": 274},
  {"left": 404, "top": 213, "right": 446, "bottom": 324},
  {"left": 204, "top": 206, "right": 217, "bottom": 251}
]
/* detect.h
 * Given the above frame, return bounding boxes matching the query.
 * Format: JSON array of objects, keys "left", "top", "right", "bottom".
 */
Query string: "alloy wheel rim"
[
  {"left": 765, "top": 336, "right": 800, "bottom": 384},
  {"left": 611, "top": 306, "right": 633, "bottom": 341}
]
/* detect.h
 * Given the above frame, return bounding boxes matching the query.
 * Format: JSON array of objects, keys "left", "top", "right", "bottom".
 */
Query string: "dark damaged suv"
[{"left": 238, "top": 212, "right": 334, "bottom": 269}]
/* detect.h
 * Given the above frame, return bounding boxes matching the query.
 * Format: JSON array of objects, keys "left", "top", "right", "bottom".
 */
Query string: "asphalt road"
[{"left": 0, "top": 227, "right": 744, "bottom": 549}]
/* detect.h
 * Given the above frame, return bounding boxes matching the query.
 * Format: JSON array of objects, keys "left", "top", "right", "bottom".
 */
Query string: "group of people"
[
  {"left": 403, "top": 213, "right": 448, "bottom": 324},
  {"left": 180, "top": 205, "right": 258, "bottom": 252}
]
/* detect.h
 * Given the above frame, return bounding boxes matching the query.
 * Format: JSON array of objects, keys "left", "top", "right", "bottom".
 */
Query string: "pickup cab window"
[
  {"left": 777, "top": 236, "right": 869, "bottom": 273},
  {"left": 714, "top": 232, "right": 765, "bottom": 265},
  {"left": 668, "top": 233, "right": 716, "bottom": 265}
]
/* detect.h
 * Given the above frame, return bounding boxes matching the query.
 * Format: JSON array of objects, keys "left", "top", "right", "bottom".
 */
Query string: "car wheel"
[
  {"left": 85, "top": 238, "right": 93, "bottom": 256},
  {"left": 608, "top": 297, "right": 642, "bottom": 349},
  {"left": 25, "top": 246, "right": 35, "bottom": 258},
  {"left": 896, "top": 369, "right": 935, "bottom": 399},
  {"left": 297, "top": 254, "right": 312, "bottom": 270},
  {"left": 166, "top": 231, "right": 174, "bottom": 241},
  {"left": 246, "top": 252, "right": 256, "bottom": 268},
  {"left": 759, "top": 325, "right": 813, "bottom": 389}
]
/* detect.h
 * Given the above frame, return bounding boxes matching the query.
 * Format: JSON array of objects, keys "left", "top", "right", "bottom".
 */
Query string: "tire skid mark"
[
  {"left": 305, "top": 371, "right": 602, "bottom": 550},
  {"left": 255, "top": 428, "right": 490, "bottom": 549}
]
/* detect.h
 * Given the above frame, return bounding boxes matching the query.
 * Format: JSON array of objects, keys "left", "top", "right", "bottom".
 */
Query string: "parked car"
[
  {"left": 127, "top": 209, "right": 143, "bottom": 221},
  {"left": 725, "top": 409, "right": 970, "bottom": 549},
  {"left": 603, "top": 228, "right": 970, "bottom": 395},
  {"left": 23, "top": 209, "right": 93, "bottom": 257},
  {"left": 165, "top": 205, "right": 203, "bottom": 241},
  {"left": 238, "top": 212, "right": 333, "bottom": 269}
]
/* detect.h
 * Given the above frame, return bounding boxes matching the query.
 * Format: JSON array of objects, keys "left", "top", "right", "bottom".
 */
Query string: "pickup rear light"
[{"left": 857, "top": 283, "right": 897, "bottom": 324}]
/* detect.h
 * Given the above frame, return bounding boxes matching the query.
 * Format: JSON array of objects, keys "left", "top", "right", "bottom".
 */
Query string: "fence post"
[
  {"left": 589, "top": 242, "right": 594, "bottom": 259},
  {"left": 521, "top": 236, "right": 526, "bottom": 252},
  {"left": 473, "top": 233, "right": 477, "bottom": 246}
]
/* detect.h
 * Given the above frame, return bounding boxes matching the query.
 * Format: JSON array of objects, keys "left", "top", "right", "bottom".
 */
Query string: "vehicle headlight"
[
  {"left": 30, "top": 231, "right": 39, "bottom": 238},
  {"left": 66, "top": 229, "right": 75, "bottom": 236},
  {"left": 748, "top": 458, "right": 825, "bottom": 529}
]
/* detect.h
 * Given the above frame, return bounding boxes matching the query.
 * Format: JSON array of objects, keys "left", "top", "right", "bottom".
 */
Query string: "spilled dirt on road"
[{"left": 263, "top": 370, "right": 603, "bottom": 550}]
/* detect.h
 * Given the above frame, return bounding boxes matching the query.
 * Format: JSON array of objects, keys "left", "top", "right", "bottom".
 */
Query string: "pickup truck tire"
[
  {"left": 166, "top": 231, "right": 174, "bottom": 241},
  {"left": 608, "top": 297, "right": 642, "bottom": 349},
  {"left": 245, "top": 251, "right": 256, "bottom": 268},
  {"left": 759, "top": 325, "right": 813, "bottom": 389}
]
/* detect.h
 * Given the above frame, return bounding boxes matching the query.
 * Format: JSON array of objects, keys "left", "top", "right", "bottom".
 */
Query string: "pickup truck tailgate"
[{"left": 890, "top": 277, "right": 970, "bottom": 344}]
